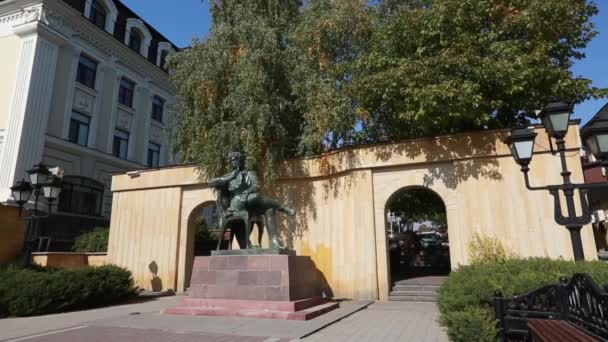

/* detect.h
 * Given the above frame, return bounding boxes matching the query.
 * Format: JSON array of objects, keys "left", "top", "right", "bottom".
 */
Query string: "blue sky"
[{"left": 122, "top": 0, "right": 608, "bottom": 124}]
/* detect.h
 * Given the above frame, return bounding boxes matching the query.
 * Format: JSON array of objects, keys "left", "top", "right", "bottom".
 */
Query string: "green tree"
[
  {"left": 169, "top": 0, "right": 303, "bottom": 182},
  {"left": 351, "top": 0, "right": 604, "bottom": 141},
  {"left": 170, "top": 0, "right": 604, "bottom": 181},
  {"left": 290, "top": 0, "right": 373, "bottom": 153},
  {"left": 387, "top": 188, "right": 447, "bottom": 227}
]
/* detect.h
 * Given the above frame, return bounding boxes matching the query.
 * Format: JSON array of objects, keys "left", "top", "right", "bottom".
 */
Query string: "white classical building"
[{"left": 0, "top": 0, "right": 178, "bottom": 250}]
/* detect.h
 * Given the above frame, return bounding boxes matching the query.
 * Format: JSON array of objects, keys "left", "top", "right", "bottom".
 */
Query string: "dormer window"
[
  {"left": 125, "top": 19, "right": 152, "bottom": 58},
  {"left": 84, "top": 0, "right": 118, "bottom": 34},
  {"left": 89, "top": 0, "right": 106, "bottom": 30},
  {"left": 129, "top": 30, "right": 142, "bottom": 53},
  {"left": 160, "top": 50, "right": 169, "bottom": 70},
  {"left": 156, "top": 42, "right": 175, "bottom": 71}
]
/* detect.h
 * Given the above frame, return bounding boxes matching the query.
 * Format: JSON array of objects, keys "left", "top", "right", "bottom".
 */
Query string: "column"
[
  {"left": 130, "top": 84, "right": 150, "bottom": 163},
  {"left": 0, "top": 25, "right": 63, "bottom": 201},
  {"left": 59, "top": 46, "right": 82, "bottom": 139}
]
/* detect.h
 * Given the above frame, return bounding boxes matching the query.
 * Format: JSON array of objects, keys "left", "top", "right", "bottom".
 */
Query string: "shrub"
[
  {"left": 0, "top": 265, "right": 137, "bottom": 317},
  {"left": 437, "top": 258, "right": 608, "bottom": 342},
  {"left": 73, "top": 227, "right": 109, "bottom": 253},
  {"left": 468, "top": 234, "right": 516, "bottom": 265}
]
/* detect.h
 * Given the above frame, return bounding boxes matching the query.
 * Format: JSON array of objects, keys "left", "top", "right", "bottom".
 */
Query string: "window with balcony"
[
  {"left": 151, "top": 96, "right": 164, "bottom": 122},
  {"left": 68, "top": 111, "right": 90, "bottom": 147},
  {"left": 89, "top": 0, "right": 106, "bottom": 30},
  {"left": 147, "top": 142, "right": 160, "bottom": 168},
  {"left": 118, "top": 78, "right": 135, "bottom": 107},
  {"left": 76, "top": 55, "right": 97, "bottom": 89},
  {"left": 112, "top": 129, "right": 129, "bottom": 160}
]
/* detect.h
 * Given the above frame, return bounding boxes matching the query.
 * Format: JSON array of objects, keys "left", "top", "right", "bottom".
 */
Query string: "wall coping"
[
  {"left": 31, "top": 252, "right": 107, "bottom": 256},
  {"left": 110, "top": 123, "right": 583, "bottom": 193}
]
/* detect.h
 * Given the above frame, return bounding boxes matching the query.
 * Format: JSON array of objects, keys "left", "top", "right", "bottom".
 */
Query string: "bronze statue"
[{"left": 209, "top": 152, "right": 295, "bottom": 249}]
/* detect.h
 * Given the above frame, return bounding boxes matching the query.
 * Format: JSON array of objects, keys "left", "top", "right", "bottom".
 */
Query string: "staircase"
[{"left": 389, "top": 276, "right": 447, "bottom": 302}]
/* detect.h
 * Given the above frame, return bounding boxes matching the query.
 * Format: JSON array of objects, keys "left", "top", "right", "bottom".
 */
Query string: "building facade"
[
  {"left": 581, "top": 103, "right": 608, "bottom": 257},
  {"left": 0, "top": 0, "right": 177, "bottom": 258}
]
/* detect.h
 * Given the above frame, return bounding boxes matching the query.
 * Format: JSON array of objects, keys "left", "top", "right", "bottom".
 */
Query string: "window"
[
  {"left": 151, "top": 96, "right": 164, "bottom": 122},
  {"left": 159, "top": 50, "right": 169, "bottom": 70},
  {"left": 58, "top": 176, "right": 104, "bottom": 216},
  {"left": 89, "top": 0, "right": 106, "bottom": 30},
  {"left": 128, "top": 30, "right": 142, "bottom": 53},
  {"left": 76, "top": 55, "right": 97, "bottom": 89},
  {"left": 147, "top": 142, "right": 160, "bottom": 168},
  {"left": 68, "top": 111, "right": 90, "bottom": 146},
  {"left": 112, "top": 129, "right": 129, "bottom": 160},
  {"left": 118, "top": 78, "right": 135, "bottom": 107}
]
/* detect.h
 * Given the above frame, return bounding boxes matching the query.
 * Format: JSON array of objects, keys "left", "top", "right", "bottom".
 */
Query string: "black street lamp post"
[
  {"left": 10, "top": 163, "right": 63, "bottom": 219},
  {"left": 504, "top": 101, "right": 608, "bottom": 262},
  {"left": 9, "top": 163, "right": 63, "bottom": 261}
]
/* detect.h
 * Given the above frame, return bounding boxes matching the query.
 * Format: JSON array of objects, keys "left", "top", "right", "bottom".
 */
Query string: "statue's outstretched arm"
[{"left": 209, "top": 171, "right": 235, "bottom": 188}]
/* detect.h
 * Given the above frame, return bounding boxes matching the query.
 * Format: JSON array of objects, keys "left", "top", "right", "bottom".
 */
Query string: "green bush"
[
  {"left": 437, "top": 258, "right": 608, "bottom": 342},
  {"left": 73, "top": 227, "right": 109, "bottom": 252},
  {"left": 0, "top": 265, "right": 137, "bottom": 317}
]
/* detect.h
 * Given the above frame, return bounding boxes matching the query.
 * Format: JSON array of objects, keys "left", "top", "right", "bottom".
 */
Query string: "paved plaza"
[{"left": 0, "top": 296, "right": 448, "bottom": 342}]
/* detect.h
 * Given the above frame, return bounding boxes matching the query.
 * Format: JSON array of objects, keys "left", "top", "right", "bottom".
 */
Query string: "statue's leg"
[
  {"left": 249, "top": 195, "right": 296, "bottom": 216},
  {"left": 265, "top": 208, "right": 284, "bottom": 249}
]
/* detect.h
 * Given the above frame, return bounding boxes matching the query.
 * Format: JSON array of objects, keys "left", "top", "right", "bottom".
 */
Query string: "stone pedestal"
[{"left": 164, "top": 253, "right": 338, "bottom": 320}]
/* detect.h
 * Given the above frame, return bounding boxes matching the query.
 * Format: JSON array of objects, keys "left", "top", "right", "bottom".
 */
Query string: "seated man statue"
[{"left": 209, "top": 152, "right": 296, "bottom": 248}]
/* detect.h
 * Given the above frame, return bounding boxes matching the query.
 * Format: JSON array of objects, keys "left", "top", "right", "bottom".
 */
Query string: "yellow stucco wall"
[
  {"left": 107, "top": 125, "right": 597, "bottom": 300},
  {"left": 0, "top": 35, "right": 20, "bottom": 130},
  {"left": 107, "top": 187, "right": 182, "bottom": 292},
  {"left": 0, "top": 205, "right": 27, "bottom": 264}
]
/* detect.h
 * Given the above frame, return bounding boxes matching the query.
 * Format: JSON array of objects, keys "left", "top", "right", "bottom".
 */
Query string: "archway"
[
  {"left": 184, "top": 200, "right": 221, "bottom": 289},
  {"left": 385, "top": 186, "right": 450, "bottom": 284}
]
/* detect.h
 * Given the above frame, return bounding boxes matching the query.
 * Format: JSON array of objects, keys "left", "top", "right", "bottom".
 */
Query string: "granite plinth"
[
  {"left": 188, "top": 254, "right": 319, "bottom": 301},
  {"left": 211, "top": 248, "right": 296, "bottom": 256},
  {"left": 165, "top": 254, "right": 337, "bottom": 320}
]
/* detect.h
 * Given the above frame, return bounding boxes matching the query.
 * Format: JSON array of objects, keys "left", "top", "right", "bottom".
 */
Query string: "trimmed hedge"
[
  {"left": 437, "top": 258, "right": 608, "bottom": 342},
  {"left": 0, "top": 265, "right": 137, "bottom": 317},
  {"left": 73, "top": 227, "right": 110, "bottom": 253}
]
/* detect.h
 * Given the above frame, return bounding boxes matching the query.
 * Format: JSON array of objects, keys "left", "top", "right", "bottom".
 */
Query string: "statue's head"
[{"left": 227, "top": 151, "right": 244, "bottom": 170}]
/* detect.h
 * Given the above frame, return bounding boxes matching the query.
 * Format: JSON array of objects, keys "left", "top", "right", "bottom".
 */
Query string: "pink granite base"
[
  {"left": 164, "top": 297, "right": 339, "bottom": 320},
  {"left": 165, "top": 254, "right": 338, "bottom": 320}
]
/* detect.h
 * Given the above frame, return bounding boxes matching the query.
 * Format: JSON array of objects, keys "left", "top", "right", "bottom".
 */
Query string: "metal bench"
[
  {"left": 527, "top": 319, "right": 598, "bottom": 342},
  {"left": 494, "top": 273, "right": 608, "bottom": 341}
]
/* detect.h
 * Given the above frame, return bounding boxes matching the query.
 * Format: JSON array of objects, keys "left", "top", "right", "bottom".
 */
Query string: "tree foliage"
[
  {"left": 386, "top": 187, "right": 447, "bottom": 226},
  {"left": 169, "top": 0, "right": 604, "bottom": 181}
]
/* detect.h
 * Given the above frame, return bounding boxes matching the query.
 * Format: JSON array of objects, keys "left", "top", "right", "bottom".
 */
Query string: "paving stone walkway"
[
  {"left": 0, "top": 296, "right": 448, "bottom": 342},
  {"left": 303, "top": 301, "right": 449, "bottom": 342}
]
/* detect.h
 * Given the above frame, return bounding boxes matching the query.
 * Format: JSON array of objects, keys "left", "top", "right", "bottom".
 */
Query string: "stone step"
[
  {"left": 175, "top": 297, "right": 325, "bottom": 312},
  {"left": 388, "top": 295, "right": 437, "bottom": 302},
  {"left": 392, "top": 285, "right": 441, "bottom": 292},
  {"left": 164, "top": 301, "right": 339, "bottom": 320},
  {"left": 389, "top": 290, "right": 437, "bottom": 298},
  {"left": 393, "top": 276, "right": 448, "bottom": 286}
]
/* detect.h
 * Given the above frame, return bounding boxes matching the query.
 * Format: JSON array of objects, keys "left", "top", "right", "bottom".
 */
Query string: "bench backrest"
[{"left": 495, "top": 273, "right": 608, "bottom": 341}]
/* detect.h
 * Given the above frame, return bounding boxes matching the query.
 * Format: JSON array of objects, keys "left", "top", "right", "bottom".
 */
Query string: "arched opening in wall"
[
  {"left": 190, "top": 201, "right": 222, "bottom": 256},
  {"left": 385, "top": 187, "right": 450, "bottom": 284},
  {"left": 184, "top": 201, "right": 224, "bottom": 289}
]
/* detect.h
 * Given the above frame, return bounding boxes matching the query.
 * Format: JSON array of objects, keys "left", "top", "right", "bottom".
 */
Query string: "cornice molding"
[{"left": 0, "top": 0, "right": 175, "bottom": 94}]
